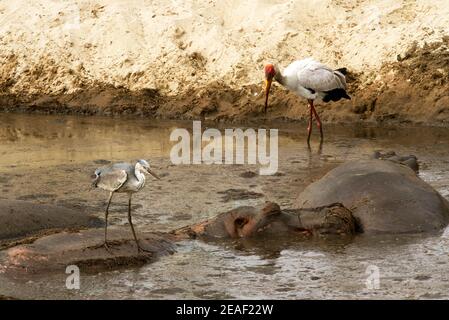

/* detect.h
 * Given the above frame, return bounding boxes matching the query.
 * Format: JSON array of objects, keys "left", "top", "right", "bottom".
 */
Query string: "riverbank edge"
[{"left": 1, "top": 39, "right": 448, "bottom": 126}]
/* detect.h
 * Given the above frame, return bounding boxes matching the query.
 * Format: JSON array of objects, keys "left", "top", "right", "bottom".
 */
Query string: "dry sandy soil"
[{"left": 0, "top": 0, "right": 448, "bottom": 123}]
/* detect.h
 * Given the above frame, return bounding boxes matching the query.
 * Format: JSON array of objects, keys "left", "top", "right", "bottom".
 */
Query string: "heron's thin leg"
[
  {"left": 104, "top": 192, "right": 113, "bottom": 246},
  {"left": 310, "top": 101, "right": 323, "bottom": 142},
  {"left": 127, "top": 194, "right": 149, "bottom": 254},
  {"left": 127, "top": 194, "right": 138, "bottom": 249},
  {"left": 92, "top": 192, "right": 114, "bottom": 253},
  {"left": 307, "top": 100, "right": 313, "bottom": 145}
]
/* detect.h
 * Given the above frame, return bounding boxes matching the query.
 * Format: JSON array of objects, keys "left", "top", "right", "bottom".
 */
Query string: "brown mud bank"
[{"left": 1, "top": 39, "right": 449, "bottom": 125}]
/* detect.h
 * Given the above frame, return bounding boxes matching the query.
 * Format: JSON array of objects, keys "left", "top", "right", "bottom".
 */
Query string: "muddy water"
[{"left": 1, "top": 113, "right": 449, "bottom": 299}]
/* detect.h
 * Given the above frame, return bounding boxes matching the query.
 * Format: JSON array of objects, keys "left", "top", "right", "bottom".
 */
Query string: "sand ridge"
[{"left": 0, "top": 0, "right": 448, "bottom": 123}]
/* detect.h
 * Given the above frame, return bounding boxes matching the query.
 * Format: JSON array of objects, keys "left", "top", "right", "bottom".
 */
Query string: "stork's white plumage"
[{"left": 264, "top": 58, "right": 351, "bottom": 144}]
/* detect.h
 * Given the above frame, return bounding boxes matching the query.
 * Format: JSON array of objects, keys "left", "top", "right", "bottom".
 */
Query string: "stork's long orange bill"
[{"left": 264, "top": 79, "right": 272, "bottom": 114}]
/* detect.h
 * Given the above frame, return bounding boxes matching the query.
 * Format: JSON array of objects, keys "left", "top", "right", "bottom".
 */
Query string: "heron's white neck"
[{"left": 134, "top": 164, "right": 146, "bottom": 183}]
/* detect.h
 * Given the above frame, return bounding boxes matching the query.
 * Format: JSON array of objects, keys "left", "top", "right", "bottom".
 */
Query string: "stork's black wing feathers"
[{"left": 323, "top": 88, "right": 351, "bottom": 102}]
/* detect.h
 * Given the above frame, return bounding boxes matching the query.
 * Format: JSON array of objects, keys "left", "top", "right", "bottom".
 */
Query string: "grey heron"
[
  {"left": 92, "top": 159, "right": 160, "bottom": 253},
  {"left": 264, "top": 58, "right": 351, "bottom": 144}
]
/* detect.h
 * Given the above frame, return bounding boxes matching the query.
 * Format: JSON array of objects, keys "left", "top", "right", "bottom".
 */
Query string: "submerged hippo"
[
  {"left": 296, "top": 153, "right": 449, "bottom": 234},
  {"left": 0, "top": 200, "right": 100, "bottom": 243},
  {"left": 174, "top": 202, "right": 355, "bottom": 239},
  {"left": 1, "top": 202, "right": 355, "bottom": 275}
]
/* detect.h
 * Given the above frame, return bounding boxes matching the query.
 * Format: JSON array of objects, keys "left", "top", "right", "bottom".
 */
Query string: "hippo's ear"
[
  {"left": 224, "top": 214, "right": 253, "bottom": 238},
  {"left": 234, "top": 217, "right": 249, "bottom": 228},
  {"left": 222, "top": 213, "right": 249, "bottom": 238},
  {"left": 261, "top": 202, "right": 281, "bottom": 217}
]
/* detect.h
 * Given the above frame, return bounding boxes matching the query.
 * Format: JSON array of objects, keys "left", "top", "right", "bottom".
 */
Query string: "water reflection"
[{"left": 0, "top": 114, "right": 179, "bottom": 168}]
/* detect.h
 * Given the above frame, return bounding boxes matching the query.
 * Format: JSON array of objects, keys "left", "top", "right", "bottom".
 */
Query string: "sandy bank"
[{"left": 0, "top": 1, "right": 448, "bottom": 123}]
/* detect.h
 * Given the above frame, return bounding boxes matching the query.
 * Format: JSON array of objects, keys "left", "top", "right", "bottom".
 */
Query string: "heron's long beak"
[
  {"left": 264, "top": 78, "right": 272, "bottom": 114},
  {"left": 146, "top": 168, "right": 160, "bottom": 180}
]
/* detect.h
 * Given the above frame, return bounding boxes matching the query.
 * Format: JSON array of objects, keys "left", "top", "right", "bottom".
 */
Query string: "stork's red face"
[
  {"left": 264, "top": 64, "right": 276, "bottom": 80},
  {"left": 264, "top": 64, "right": 276, "bottom": 114}
]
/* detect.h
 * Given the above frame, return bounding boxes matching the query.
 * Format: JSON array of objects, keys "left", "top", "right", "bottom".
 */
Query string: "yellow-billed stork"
[{"left": 264, "top": 58, "right": 351, "bottom": 144}]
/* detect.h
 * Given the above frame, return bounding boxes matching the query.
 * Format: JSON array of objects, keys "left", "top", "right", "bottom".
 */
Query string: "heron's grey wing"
[
  {"left": 297, "top": 65, "right": 347, "bottom": 92},
  {"left": 96, "top": 169, "right": 128, "bottom": 192}
]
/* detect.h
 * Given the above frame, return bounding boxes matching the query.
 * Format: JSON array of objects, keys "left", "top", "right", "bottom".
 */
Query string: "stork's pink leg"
[
  {"left": 307, "top": 100, "right": 313, "bottom": 145},
  {"left": 310, "top": 101, "right": 323, "bottom": 142}
]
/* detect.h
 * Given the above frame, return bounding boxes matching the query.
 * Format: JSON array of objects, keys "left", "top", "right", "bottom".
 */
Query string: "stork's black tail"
[
  {"left": 335, "top": 67, "right": 348, "bottom": 75},
  {"left": 323, "top": 88, "right": 351, "bottom": 102},
  {"left": 322, "top": 67, "right": 351, "bottom": 102}
]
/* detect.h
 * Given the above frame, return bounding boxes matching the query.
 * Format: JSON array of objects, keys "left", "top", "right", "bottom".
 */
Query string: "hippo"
[
  {"left": 0, "top": 202, "right": 355, "bottom": 275},
  {"left": 0, "top": 228, "right": 176, "bottom": 276},
  {"left": 173, "top": 202, "right": 355, "bottom": 239},
  {"left": 372, "top": 150, "right": 419, "bottom": 173},
  {"left": 0, "top": 200, "right": 100, "bottom": 244},
  {"left": 296, "top": 152, "right": 449, "bottom": 234}
]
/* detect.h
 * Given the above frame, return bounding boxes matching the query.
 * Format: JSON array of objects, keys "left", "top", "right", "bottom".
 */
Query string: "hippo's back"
[{"left": 295, "top": 160, "right": 449, "bottom": 234}]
